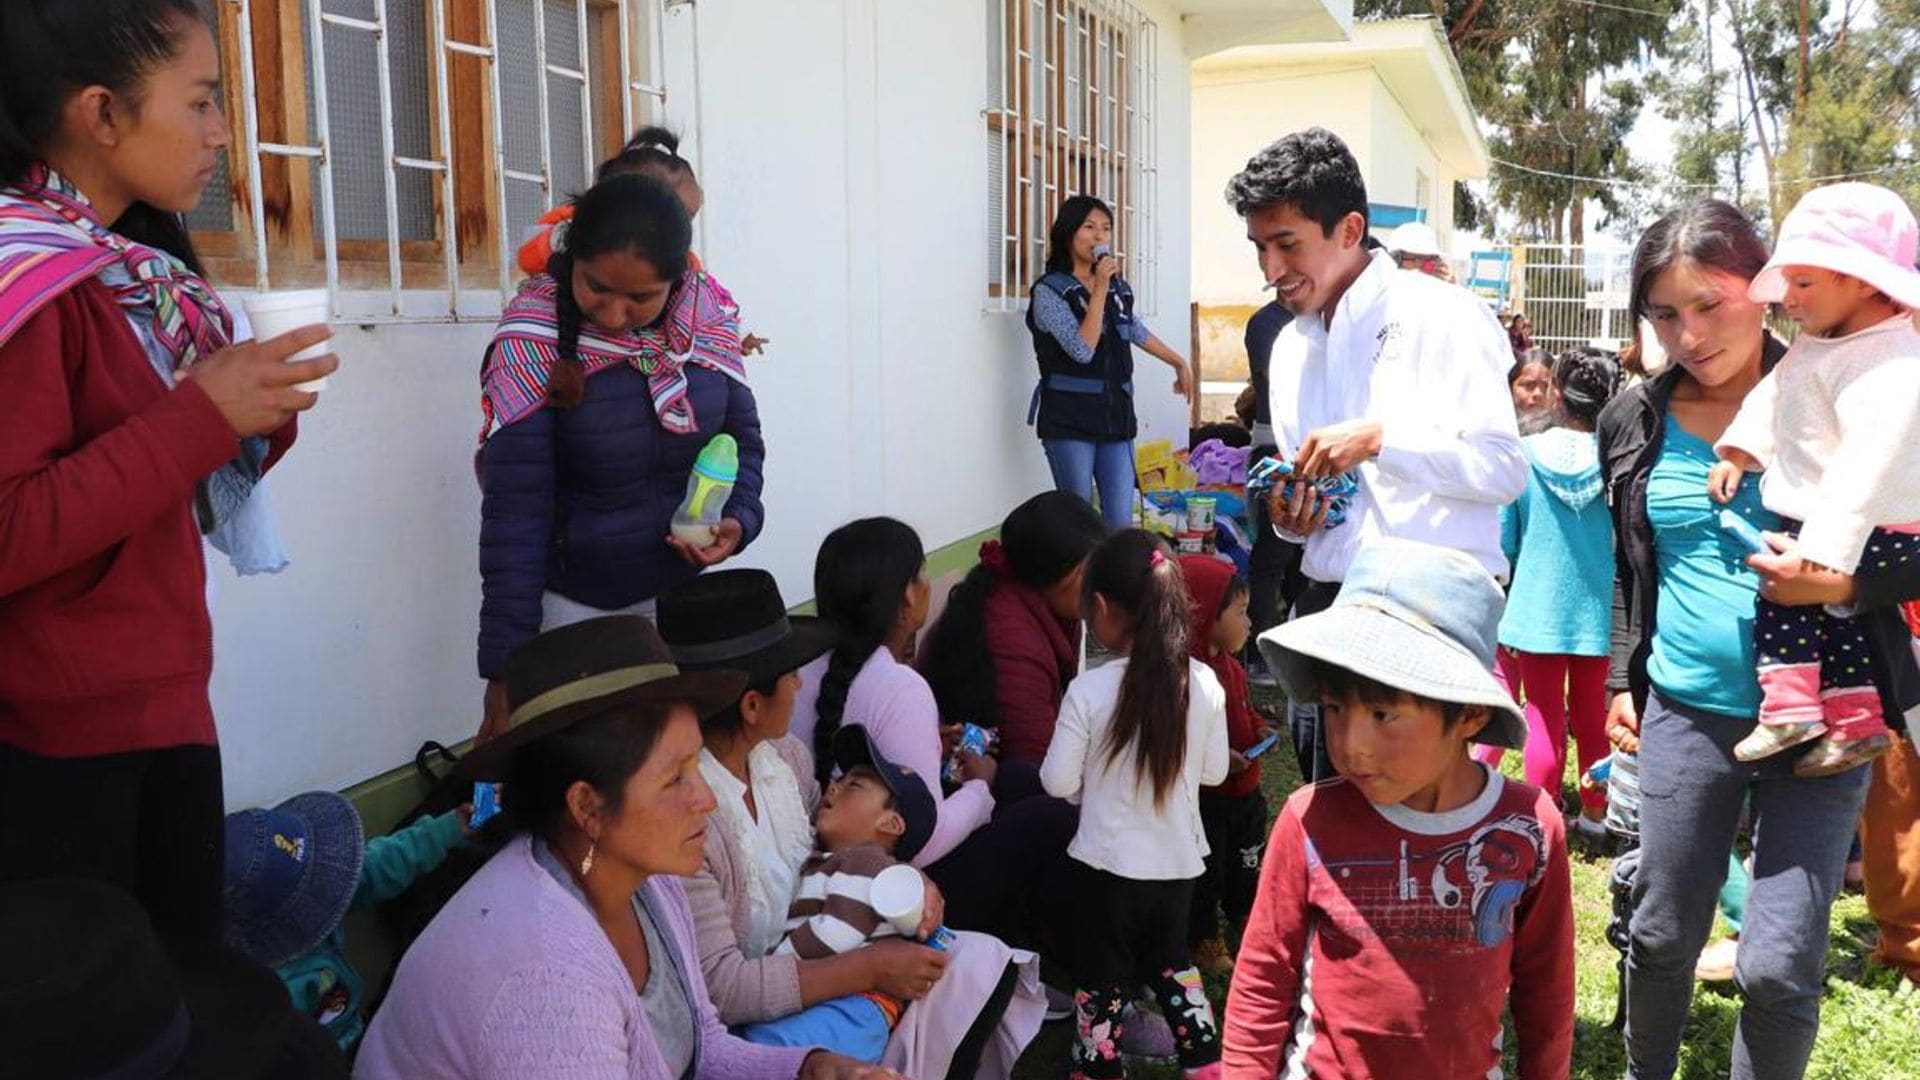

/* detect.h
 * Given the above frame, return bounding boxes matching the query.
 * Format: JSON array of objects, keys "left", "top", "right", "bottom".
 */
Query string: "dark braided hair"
[
  {"left": 921, "top": 491, "right": 1106, "bottom": 725},
  {"left": 543, "top": 171, "right": 690, "bottom": 409},
  {"left": 1552, "top": 346, "right": 1622, "bottom": 427},
  {"left": 596, "top": 124, "right": 697, "bottom": 186},
  {"left": 1085, "top": 529, "right": 1191, "bottom": 809},
  {"left": 810, "top": 518, "right": 926, "bottom": 784}
]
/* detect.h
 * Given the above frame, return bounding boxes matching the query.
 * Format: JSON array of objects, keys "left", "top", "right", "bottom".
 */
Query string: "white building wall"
[
  {"left": 1188, "top": 66, "right": 1374, "bottom": 307},
  {"left": 211, "top": 0, "right": 1199, "bottom": 808},
  {"left": 1364, "top": 75, "right": 1449, "bottom": 241}
]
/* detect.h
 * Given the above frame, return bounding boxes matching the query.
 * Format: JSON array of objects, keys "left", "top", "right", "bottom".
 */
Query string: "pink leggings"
[{"left": 1476, "top": 649, "right": 1612, "bottom": 813}]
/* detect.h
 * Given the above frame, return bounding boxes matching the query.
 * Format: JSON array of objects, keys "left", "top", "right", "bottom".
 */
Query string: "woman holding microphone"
[{"left": 1025, "top": 196, "right": 1192, "bottom": 529}]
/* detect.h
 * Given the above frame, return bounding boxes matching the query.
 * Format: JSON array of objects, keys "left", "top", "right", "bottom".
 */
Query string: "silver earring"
[{"left": 580, "top": 839, "right": 596, "bottom": 877}]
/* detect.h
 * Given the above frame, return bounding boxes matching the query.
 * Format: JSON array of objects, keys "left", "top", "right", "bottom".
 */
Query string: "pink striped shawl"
[{"left": 481, "top": 270, "right": 747, "bottom": 440}]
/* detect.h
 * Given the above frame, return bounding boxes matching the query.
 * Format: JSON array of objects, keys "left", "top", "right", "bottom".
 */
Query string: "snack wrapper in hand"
[
  {"left": 1246, "top": 458, "right": 1360, "bottom": 528},
  {"left": 943, "top": 723, "right": 995, "bottom": 785}
]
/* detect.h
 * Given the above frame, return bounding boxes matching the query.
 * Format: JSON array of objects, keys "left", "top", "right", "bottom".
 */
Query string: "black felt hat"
[
  {"left": 0, "top": 877, "right": 347, "bottom": 1079},
  {"left": 656, "top": 569, "right": 839, "bottom": 687}
]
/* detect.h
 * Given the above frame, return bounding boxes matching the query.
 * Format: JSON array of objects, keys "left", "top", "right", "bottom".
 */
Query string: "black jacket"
[{"left": 1596, "top": 337, "right": 1920, "bottom": 726}]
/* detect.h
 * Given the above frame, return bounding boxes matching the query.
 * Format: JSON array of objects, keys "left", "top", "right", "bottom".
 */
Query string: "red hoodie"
[
  {"left": 1181, "top": 554, "right": 1262, "bottom": 797},
  {"left": 0, "top": 281, "right": 295, "bottom": 757}
]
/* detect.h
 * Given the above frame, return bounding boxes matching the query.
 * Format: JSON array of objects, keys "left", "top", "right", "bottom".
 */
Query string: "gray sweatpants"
[{"left": 1625, "top": 690, "right": 1871, "bottom": 1080}]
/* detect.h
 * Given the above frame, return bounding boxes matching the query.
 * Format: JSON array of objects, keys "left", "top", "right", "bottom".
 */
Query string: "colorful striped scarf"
[
  {"left": 0, "top": 165, "right": 275, "bottom": 552},
  {"left": 481, "top": 270, "right": 747, "bottom": 440}
]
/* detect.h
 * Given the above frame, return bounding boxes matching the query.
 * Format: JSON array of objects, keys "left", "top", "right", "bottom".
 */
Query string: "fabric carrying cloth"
[
  {"left": 0, "top": 165, "right": 287, "bottom": 572},
  {"left": 481, "top": 270, "right": 747, "bottom": 439}
]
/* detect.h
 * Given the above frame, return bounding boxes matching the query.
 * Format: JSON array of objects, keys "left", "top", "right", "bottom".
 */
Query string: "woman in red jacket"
[
  {"left": 920, "top": 491, "right": 1106, "bottom": 766},
  {"left": 0, "top": 0, "right": 334, "bottom": 946}
]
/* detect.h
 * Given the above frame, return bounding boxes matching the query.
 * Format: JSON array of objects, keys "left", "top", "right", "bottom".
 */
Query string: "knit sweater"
[
  {"left": 355, "top": 834, "right": 813, "bottom": 1080},
  {"left": 0, "top": 280, "right": 294, "bottom": 757},
  {"left": 1717, "top": 315, "right": 1920, "bottom": 573},
  {"left": 1498, "top": 428, "right": 1615, "bottom": 656},
  {"left": 790, "top": 647, "right": 994, "bottom": 867}
]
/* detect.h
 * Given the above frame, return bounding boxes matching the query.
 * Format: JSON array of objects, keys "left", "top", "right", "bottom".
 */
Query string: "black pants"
[
  {"left": 1286, "top": 579, "right": 1342, "bottom": 783},
  {"left": 1068, "top": 863, "right": 1220, "bottom": 1077},
  {"left": 926, "top": 760, "right": 1078, "bottom": 951},
  {"left": 1246, "top": 446, "right": 1309, "bottom": 643},
  {"left": 1188, "top": 787, "right": 1269, "bottom": 945},
  {"left": 0, "top": 743, "right": 225, "bottom": 946}
]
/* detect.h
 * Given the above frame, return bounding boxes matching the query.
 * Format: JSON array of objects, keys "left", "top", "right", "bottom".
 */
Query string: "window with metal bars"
[
  {"left": 190, "top": 0, "right": 676, "bottom": 321},
  {"left": 986, "top": 0, "right": 1157, "bottom": 314}
]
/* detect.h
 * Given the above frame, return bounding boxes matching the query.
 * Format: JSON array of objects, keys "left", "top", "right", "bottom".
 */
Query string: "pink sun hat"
[{"left": 1749, "top": 182, "right": 1920, "bottom": 310}]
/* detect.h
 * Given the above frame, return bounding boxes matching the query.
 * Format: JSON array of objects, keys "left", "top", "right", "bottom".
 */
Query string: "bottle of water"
[{"left": 670, "top": 434, "right": 738, "bottom": 547}]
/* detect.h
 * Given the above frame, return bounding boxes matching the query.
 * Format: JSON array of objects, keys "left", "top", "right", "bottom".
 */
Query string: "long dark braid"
[{"left": 810, "top": 517, "right": 926, "bottom": 784}]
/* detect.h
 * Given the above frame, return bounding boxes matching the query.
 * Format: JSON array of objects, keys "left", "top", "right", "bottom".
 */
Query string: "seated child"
[
  {"left": 1179, "top": 554, "right": 1271, "bottom": 975},
  {"left": 222, "top": 792, "right": 471, "bottom": 1052},
  {"left": 1226, "top": 538, "right": 1575, "bottom": 1079},
  {"left": 740, "top": 722, "right": 940, "bottom": 1062}
]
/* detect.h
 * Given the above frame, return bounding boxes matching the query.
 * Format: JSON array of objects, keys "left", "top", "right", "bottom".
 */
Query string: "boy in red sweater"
[
  {"left": 1226, "top": 538, "right": 1574, "bottom": 1079},
  {"left": 1179, "top": 555, "right": 1272, "bottom": 975}
]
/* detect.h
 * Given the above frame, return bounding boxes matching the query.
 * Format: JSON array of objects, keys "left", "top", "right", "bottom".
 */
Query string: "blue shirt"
[{"left": 1645, "top": 416, "right": 1779, "bottom": 718}]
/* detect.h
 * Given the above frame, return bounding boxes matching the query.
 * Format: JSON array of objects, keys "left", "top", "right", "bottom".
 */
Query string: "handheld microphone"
[{"left": 1092, "top": 242, "right": 1112, "bottom": 264}]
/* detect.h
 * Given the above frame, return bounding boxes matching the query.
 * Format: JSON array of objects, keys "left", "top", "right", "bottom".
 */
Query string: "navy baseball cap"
[{"left": 831, "top": 724, "right": 938, "bottom": 862}]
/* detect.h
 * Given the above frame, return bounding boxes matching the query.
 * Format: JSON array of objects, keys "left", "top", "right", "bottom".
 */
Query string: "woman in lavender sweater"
[{"left": 357, "top": 617, "right": 892, "bottom": 1080}]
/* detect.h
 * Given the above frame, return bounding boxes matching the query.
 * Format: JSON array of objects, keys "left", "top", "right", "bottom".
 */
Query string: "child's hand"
[
  {"left": 1227, "top": 750, "right": 1252, "bottom": 776},
  {"left": 953, "top": 749, "right": 998, "bottom": 788},
  {"left": 938, "top": 723, "right": 965, "bottom": 757},
  {"left": 1706, "top": 460, "right": 1745, "bottom": 504},
  {"left": 457, "top": 803, "right": 477, "bottom": 837},
  {"left": 741, "top": 332, "right": 770, "bottom": 356},
  {"left": 918, "top": 876, "right": 946, "bottom": 940}
]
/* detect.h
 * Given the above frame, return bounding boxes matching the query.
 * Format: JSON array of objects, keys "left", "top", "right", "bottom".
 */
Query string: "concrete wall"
[
  {"left": 210, "top": 0, "right": 1198, "bottom": 809},
  {"left": 1189, "top": 65, "right": 1374, "bottom": 307}
]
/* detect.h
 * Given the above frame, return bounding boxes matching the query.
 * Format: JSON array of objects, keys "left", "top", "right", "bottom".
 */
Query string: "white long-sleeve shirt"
[
  {"left": 1040, "top": 657, "right": 1230, "bottom": 881},
  {"left": 1716, "top": 315, "right": 1920, "bottom": 574},
  {"left": 1266, "top": 252, "right": 1528, "bottom": 584}
]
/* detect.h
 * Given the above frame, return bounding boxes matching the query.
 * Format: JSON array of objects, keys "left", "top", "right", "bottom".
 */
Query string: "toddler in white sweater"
[{"left": 1709, "top": 182, "right": 1920, "bottom": 776}]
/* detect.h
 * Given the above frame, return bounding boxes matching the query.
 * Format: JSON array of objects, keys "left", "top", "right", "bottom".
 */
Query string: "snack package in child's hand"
[
  {"left": 943, "top": 723, "right": 994, "bottom": 785},
  {"left": 470, "top": 782, "right": 502, "bottom": 829}
]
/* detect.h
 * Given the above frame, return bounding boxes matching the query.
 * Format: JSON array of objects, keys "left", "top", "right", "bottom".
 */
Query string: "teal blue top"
[
  {"left": 1498, "top": 429, "right": 1615, "bottom": 656},
  {"left": 275, "top": 809, "right": 468, "bottom": 1051},
  {"left": 1645, "top": 416, "right": 1779, "bottom": 718}
]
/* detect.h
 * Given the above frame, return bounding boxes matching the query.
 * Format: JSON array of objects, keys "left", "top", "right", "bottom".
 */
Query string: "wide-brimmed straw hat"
[
  {"left": 459, "top": 615, "right": 747, "bottom": 780},
  {"left": 656, "top": 569, "right": 838, "bottom": 687},
  {"left": 1257, "top": 538, "right": 1526, "bottom": 749},
  {"left": 1749, "top": 182, "right": 1920, "bottom": 309}
]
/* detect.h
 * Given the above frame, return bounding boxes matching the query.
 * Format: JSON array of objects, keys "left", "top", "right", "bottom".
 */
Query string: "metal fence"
[{"left": 217, "top": 0, "right": 674, "bottom": 321}]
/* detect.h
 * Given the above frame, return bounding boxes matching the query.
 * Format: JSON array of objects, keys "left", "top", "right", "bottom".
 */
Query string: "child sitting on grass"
[
  {"left": 1226, "top": 538, "right": 1575, "bottom": 1079},
  {"left": 222, "top": 792, "right": 472, "bottom": 1051},
  {"left": 740, "top": 723, "right": 939, "bottom": 1061}
]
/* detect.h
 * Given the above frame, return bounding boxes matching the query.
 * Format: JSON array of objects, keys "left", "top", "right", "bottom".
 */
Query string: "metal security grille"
[
  {"left": 219, "top": 0, "right": 674, "bottom": 321},
  {"left": 987, "top": 0, "right": 1158, "bottom": 314}
]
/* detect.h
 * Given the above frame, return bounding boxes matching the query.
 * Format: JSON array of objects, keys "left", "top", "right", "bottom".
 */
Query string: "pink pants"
[{"left": 1475, "top": 649, "right": 1612, "bottom": 813}]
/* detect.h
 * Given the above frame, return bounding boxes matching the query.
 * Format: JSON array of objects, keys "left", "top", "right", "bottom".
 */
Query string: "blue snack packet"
[
  {"left": 943, "top": 722, "right": 993, "bottom": 785},
  {"left": 1246, "top": 458, "right": 1360, "bottom": 528},
  {"left": 470, "top": 782, "right": 502, "bottom": 829},
  {"left": 925, "top": 926, "right": 958, "bottom": 951}
]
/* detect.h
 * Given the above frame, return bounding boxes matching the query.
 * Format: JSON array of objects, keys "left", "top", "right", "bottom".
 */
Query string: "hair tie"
[
  {"left": 1148, "top": 548, "right": 1167, "bottom": 570},
  {"left": 978, "top": 539, "right": 1013, "bottom": 580}
]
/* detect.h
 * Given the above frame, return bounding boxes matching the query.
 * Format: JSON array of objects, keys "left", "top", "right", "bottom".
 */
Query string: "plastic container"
[
  {"left": 240, "top": 289, "right": 333, "bottom": 392},
  {"left": 670, "top": 434, "right": 739, "bottom": 547},
  {"left": 1186, "top": 495, "right": 1217, "bottom": 533}
]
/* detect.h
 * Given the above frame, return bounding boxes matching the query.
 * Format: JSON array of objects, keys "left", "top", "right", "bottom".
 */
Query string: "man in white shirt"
[{"left": 1228, "top": 127, "right": 1526, "bottom": 779}]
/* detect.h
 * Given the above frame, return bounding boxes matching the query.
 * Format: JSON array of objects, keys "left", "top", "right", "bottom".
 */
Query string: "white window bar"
[
  {"left": 988, "top": 0, "right": 1154, "bottom": 313},
  {"left": 222, "top": 0, "right": 657, "bottom": 319},
  {"left": 620, "top": 0, "right": 670, "bottom": 133}
]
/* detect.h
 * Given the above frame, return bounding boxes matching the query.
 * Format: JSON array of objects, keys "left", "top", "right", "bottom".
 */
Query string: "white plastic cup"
[
  {"left": 870, "top": 863, "right": 925, "bottom": 937},
  {"left": 241, "top": 289, "right": 333, "bottom": 392}
]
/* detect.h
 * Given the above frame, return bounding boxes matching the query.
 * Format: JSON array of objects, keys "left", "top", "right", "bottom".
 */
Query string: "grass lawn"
[{"left": 1010, "top": 697, "right": 1920, "bottom": 1079}]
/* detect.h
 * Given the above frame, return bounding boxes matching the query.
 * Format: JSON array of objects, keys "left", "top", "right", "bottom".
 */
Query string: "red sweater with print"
[
  {"left": 0, "top": 281, "right": 295, "bottom": 757},
  {"left": 1224, "top": 772, "right": 1574, "bottom": 1080}
]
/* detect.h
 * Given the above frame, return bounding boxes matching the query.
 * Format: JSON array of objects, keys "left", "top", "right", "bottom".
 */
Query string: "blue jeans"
[
  {"left": 1625, "top": 690, "right": 1871, "bottom": 1080},
  {"left": 739, "top": 994, "right": 890, "bottom": 1063},
  {"left": 1042, "top": 438, "right": 1134, "bottom": 529}
]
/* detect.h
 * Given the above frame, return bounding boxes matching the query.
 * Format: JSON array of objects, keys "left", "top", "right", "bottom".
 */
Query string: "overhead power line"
[{"left": 1488, "top": 156, "right": 1920, "bottom": 189}]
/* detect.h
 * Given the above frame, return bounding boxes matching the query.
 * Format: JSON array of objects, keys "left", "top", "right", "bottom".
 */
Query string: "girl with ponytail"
[
  {"left": 477, "top": 171, "right": 764, "bottom": 739},
  {"left": 1039, "top": 529, "right": 1229, "bottom": 1080},
  {"left": 1485, "top": 346, "right": 1622, "bottom": 840},
  {"left": 788, "top": 519, "right": 997, "bottom": 870}
]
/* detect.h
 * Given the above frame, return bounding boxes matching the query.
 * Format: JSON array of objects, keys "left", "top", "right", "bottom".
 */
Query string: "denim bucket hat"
[
  {"left": 221, "top": 791, "right": 366, "bottom": 969},
  {"left": 1257, "top": 537, "right": 1526, "bottom": 749}
]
